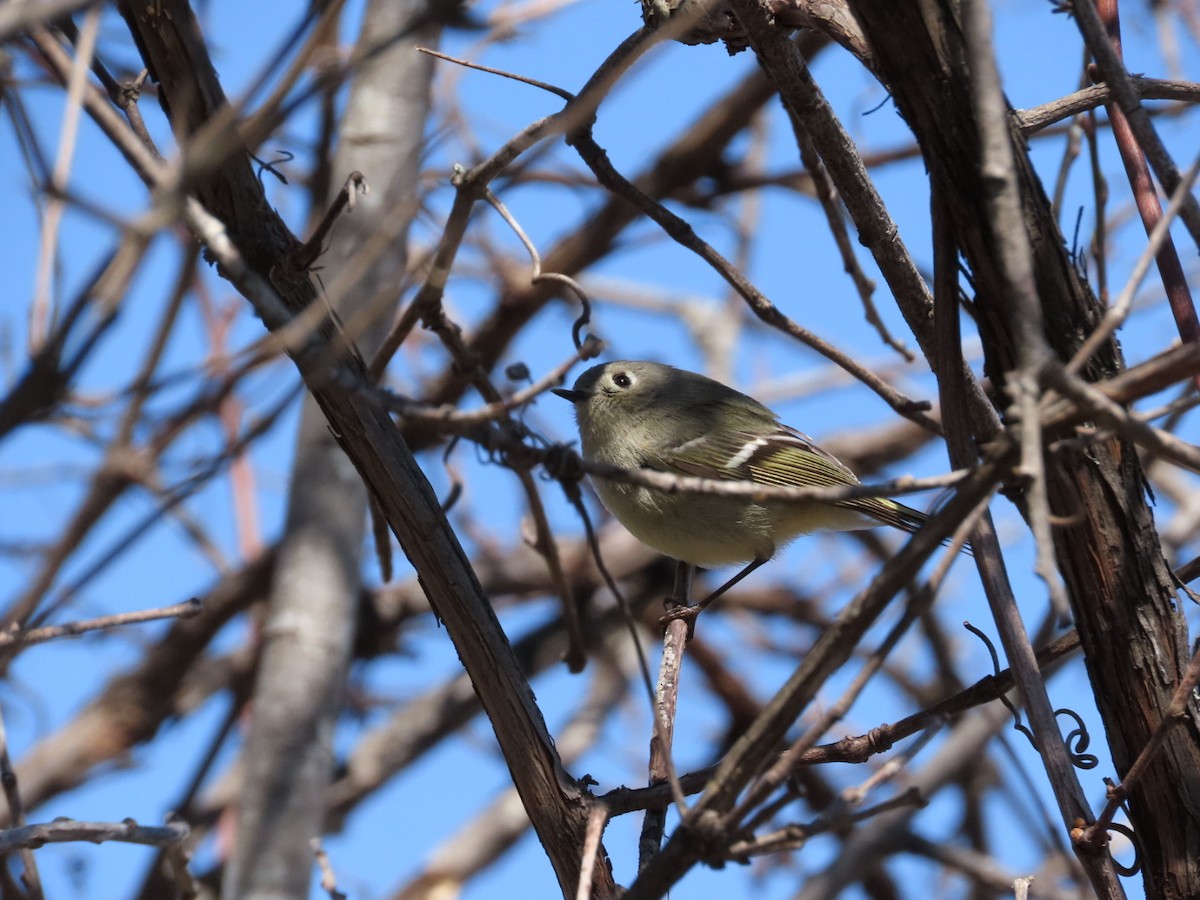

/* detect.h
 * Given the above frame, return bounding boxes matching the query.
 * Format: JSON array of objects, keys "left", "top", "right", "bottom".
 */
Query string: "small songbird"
[{"left": 553, "top": 360, "right": 936, "bottom": 615}]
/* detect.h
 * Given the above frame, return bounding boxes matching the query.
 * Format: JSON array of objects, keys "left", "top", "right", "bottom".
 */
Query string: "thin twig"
[
  {"left": 790, "top": 118, "right": 913, "bottom": 361},
  {"left": 568, "top": 128, "right": 940, "bottom": 432},
  {"left": 480, "top": 184, "right": 595, "bottom": 349},
  {"left": 311, "top": 838, "right": 347, "bottom": 900},
  {"left": 599, "top": 627, "right": 1084, "bottom": 817},
  {"left": 1014, "top": 76, "right": 1200, "bottom": 135},
  {"left": 575, "top": 803, "right": 610, "bottom": 900},
  {"left": 733, "top": 505, "right": 979, "bottom": 832},
  {"left": 558, "top": 479, "right": 656, "bottom": 707},
  {"left": 384, "top": 339, "right": 603, "bottom": 426},
  {"left": 638, "top": 563, "right": 692, "bottom": 870},
  {"left": 418, "top": 47, "right": 576, "bottom": 100},
  {"left": 0, "top": 599, "right": 203, "bottom": 650},
  {"left": 1050, "top": 71, "right": 1087, "bottom": 220},
  {"left": 1085, "top": 106, "right": 1111, "bottom": 303},
  {"left": 724, "top": 789, "right": 926, "bottom": 860},
  {"left": 294, "top": 171, "right": 369, "bottom": 270},
  {"left": 0, "top": 708, "right": 43, "bottom": 900},
  {"left": 524, "top": 469, "right": 588, "bottom": 672},
  {"left": 1070, "top": 0, "right": 1200, "bottom": 251},
  {"left": 31, "top": 6, "right": 101, "bottom": 353},
  {"left": 1069, "top": 150, "right": 1200, "bottom": 374}
]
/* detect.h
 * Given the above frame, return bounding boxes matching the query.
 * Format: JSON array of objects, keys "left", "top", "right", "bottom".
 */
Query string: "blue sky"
[{"left": 1, "top": 1, "right": 1197, "bottom": 897}]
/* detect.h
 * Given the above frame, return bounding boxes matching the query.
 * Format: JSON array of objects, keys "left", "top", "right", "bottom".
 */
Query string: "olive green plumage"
[{"left": 554, "top": 360, "right": 932, "bottom": 568}]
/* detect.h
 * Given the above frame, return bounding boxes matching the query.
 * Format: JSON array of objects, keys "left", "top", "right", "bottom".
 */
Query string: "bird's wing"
[{"left": 649, "top": 424, "right": 930, "bottom": 535}]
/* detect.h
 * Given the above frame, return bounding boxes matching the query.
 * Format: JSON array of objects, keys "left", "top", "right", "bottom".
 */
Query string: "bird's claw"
[{"left": 659, "top": 603, "right": 701, "bottom": 640}]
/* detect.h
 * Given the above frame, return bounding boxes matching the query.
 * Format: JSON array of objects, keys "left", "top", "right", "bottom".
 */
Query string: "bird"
[{"left": 553, "top": 360, "right": 943, "bottom": 622}]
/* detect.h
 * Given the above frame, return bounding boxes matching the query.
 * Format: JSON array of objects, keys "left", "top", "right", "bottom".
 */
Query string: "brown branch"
[
  {"left": 841, "top": 0, "right": 1200, "bottom": 895},
  {"left": 293, "top": 170, "right": 369, "bottom": 271},
  {"left": 790, "top": 122, "right": 913, "bottom": 361},
  {"left": 1083, "top": 642, "right": 1200, "bottom": 849},
  {"left": 722, "top": 0, "right": 1004, "bottom": 446},
  {"left": 0, "top": 599, "right": 202, "bottom": 650},
  {"left": 567, "top": 128, "right": 940, "bottom": 431},
  {"left": 1071, "top": 0, "right": 1200, "bottom": 251},
  {"left": 0, "top": 708, "right": 43, "bottom": 900},
  {"left": 623, "top": 457, "right": 1000, "bottom": 896},
  {"left": 1015, "top": 77, "right": 1200, "bottom": 135},
  {"left": 12, "top": 553, "right": 272, "bottom": 814},
  {"left": 600, "top": 624, "right": 1083, "bottom": 818},
  {"left": 638, "top": 564, "right": 691, "bottom": 869},
  {"left": 73, "top": 2, "right": 629, "bottom": 888},
  {"left": 0, "top": 818, "right": 189, "bottom": 853},
  {"left": 402, "top": 45, "right": 811, "bottom": 441},
  {"left": 733, "top": 524, "right": 974, "bottom": 832},
  {"left": 1083, "top": 0, "right": 1200, "bottom": 379}
]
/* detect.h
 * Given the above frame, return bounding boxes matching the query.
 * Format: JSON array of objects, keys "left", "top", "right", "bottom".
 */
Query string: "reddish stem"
[{"left": 1092, "top": 0, "right": 1200, "bottom": 366}]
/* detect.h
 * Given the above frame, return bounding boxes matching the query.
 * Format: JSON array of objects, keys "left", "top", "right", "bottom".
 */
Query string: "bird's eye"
[{"left": 612, "top": 372, "right": 633, "bottom": 389}]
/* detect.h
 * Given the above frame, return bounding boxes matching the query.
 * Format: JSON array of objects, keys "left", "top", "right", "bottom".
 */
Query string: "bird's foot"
[{"left": 659, "top": 603, "right": 702, "bottom": 640}]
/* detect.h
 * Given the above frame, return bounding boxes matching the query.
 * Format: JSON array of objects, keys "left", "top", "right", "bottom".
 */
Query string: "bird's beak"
[{"left": 552, "top": 387, "right": 586, "bottom": 403}]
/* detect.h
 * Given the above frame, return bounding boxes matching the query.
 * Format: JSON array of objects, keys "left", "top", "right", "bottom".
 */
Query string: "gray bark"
[{"left": 224, "top": 3, "right": 441, "bottom": 897}]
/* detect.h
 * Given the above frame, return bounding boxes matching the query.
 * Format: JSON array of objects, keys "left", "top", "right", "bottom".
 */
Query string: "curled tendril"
[
  {"left": 474, "top": 420, "right": 536, "bottom": 470},
  {"left": 1104, "top": 821, "right": 1141, "bottom": 876},
  {"left": 960, "top": 621, "right": 1038, "bottom": 747},
  {"left": 961, "top": 621, "right": 1097, "bottom": 769},
  {"left": 251, "top": 149, "right": 294, "bottom": 186},
  {"left": 963, "top": 620, "right": 1000, "bottom": 671},
  {"left": 1055, "top": 706, "right": 1098, "bottom": 769},
  {"left": 571, "top": 294, "right": 593, "bottom": 352},
  {"left": 440, "top": 436, "right": 463, "bottom": 513}
]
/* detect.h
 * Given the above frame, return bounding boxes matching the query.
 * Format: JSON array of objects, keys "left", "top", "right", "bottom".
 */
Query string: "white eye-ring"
[{"left": 612, "top": 372, "right": 633, "bottom": 389}]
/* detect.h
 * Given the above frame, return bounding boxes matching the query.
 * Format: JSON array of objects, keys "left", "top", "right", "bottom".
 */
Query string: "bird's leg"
[
  {"left": 658, "top": 561, "right": 694, "bottom": 637},
  {"left": 659, "top": 556, "right": 768, "bottom": 637},
  {"left": 669, "top": 562, "right": 693, "bottom": 609}
]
